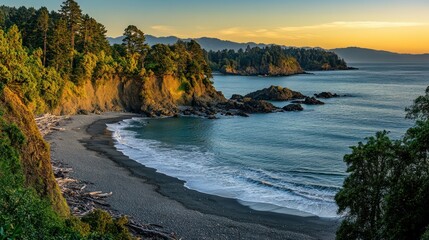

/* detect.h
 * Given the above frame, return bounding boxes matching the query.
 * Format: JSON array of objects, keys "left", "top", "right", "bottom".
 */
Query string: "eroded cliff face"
[
  {"left": 140, "top": 73, "right": 226, "bottom": 116},
  {"left": 53, "top": 76, "right": 142, "bottom": 115},
  {"left": 0, "top": 87, "right": 69, "bottom": 216},
  {"left": 53, "top": 74, "right": 226, "bottom": 117}
]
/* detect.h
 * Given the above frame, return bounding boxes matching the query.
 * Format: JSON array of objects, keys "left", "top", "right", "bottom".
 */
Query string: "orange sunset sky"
[{"left": 4, "top": 0, "right": 429, "bottom": 53}]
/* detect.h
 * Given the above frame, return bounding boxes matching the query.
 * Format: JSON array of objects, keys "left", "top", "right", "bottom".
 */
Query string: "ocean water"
[{"left": 107, "top": 63, "right": 429, "bottom": 218}]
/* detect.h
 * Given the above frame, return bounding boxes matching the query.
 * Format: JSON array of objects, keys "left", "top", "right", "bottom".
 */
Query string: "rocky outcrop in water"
[
  {"left": 178, "top": 93, "right": 281, "bottom": 118},
  {"left": 283, "top": 104, "right": 304, "bottom": 112},
  {"left": 220, "top": 95, "right": 280, "bottom": 113},
  {"left": 245, "top": 86, "right": 305, "bottom": 101},
  {"left": 292, "top": 97, "right": 325, "bottom": 105},
  {"left": 314, "top": 92, "right": 340, "bottom": 98}
]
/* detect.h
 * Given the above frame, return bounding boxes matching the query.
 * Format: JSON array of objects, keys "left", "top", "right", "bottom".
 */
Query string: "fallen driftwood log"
[
  {"left": 53, "top": 163, "right": 180, "bottom": 239},
  {"left": 35, "top": 113, "right": 69, "bottom": 137}
]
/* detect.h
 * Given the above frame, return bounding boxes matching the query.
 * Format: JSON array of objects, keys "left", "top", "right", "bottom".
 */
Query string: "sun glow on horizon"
[
  {"left": 3, "top": 0, "right": 429, "bottom": 54},
  {"left": 139, "top": 20, "right": 429, "bottom": 54}
]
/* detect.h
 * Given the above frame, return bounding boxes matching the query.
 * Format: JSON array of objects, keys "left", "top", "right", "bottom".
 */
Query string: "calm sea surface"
[{"left": 107, "top": 63, "right": 429, "bottom": 218}]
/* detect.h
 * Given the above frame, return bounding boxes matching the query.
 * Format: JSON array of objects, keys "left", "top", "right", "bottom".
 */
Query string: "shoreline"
[{"left": 48, "top": 113, "right": 338, "bottom": 240}]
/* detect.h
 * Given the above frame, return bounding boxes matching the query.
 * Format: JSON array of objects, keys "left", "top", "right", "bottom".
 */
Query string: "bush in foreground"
[{"left": 336, "top": 86, "right": 429, "bottom": 240}]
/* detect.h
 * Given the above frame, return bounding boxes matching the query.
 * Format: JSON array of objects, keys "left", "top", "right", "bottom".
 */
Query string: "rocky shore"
[{"left": 174, "top": 86, "right": 346, "bottom": 118}]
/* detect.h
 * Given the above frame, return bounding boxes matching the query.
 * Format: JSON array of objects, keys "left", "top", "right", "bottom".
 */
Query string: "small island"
[{"left": 207, "top": 46, "right": 351, "bottom": 76}]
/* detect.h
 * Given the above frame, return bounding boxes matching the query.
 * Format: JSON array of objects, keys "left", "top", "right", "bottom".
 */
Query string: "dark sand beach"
[{"left": 47, "top": 113, "right": 338, "bottom": 240}]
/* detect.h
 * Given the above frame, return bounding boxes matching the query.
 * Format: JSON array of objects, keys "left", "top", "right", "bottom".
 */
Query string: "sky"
[{"left": 3, "top": 0, "right": 429, "bottom": 53}]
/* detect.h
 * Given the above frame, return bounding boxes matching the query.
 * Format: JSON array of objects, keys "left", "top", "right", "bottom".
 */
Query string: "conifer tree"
[
  {"left": 37, "top": 7, "right": 49, "bottom": 66},
  {"left": 60, "top": 0, "right": 82, "bottom": 68},
  {"left": 122, "top": 25, "right": 148, "bottom": 68}
]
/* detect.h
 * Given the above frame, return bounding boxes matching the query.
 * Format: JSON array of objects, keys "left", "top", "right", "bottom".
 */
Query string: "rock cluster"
[
  {"left": 220, "top": 94, "right": 280, "bottom": 113},
  {"left": 292, "top": 97, "right": 325, "bottom": 105},
  {"left": 179, "top": 94, "right": 280, "bottom": 118},
  {"left": 314, "top": 92, "right": 340, "bottom": 98},
  {"left": 174, "top": 86, "right": 343, "bottom": 118},
  {"left": 245, "top": 85, "right": 305, "bottom": 101},
  {"left": 283, "top": 104, "right": 304, "bottom": 112}
]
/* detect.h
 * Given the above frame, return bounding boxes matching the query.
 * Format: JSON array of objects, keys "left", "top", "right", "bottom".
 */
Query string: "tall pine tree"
[
  {"left": 60, "top": 0, "right": 82, "bottom": 68},
  {"left": 122, "top": 25, "right": 148, "bottom": 69},
  {"left": 37, "top": 7, "right": 49, "bottom": 66}
]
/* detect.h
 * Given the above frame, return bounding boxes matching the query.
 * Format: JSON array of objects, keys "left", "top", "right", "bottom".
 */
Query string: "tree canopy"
[
  {"left": 336, "top": 87, "right": 429, "bottom": 240},
  {"left": 207, "top": 45, "right": 349, "bottom": 75}
]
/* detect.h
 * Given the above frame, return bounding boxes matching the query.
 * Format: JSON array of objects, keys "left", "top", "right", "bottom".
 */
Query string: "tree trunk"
[
  {"left": 70, "top": 30, "right": 75, "bottom": 69},
  {"left": 43, "top": 30, "right": 47, "bottom": 67}
]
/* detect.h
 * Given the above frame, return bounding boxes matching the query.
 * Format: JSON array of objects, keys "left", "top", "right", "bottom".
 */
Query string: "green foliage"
[
  {"left": 122, "top": 25, "right": 147, "bottom": 55},
  {"left": 422, "top": 228, "right": 429, "bottom": 240},
  {"left": 207, "top": 45, "right": 302, "bottom": 75},
  {"left": 49, "top": 18, "right": 72, "bottom": 74},
  {"left": 207, "top": 46, "right": 348, "bottom": 74},
  {"left": 37, "top": 7, "right": 49, "bottom": 66},
  {"left": 40, "top": 67, "right": 64, "bottom": 109},
  {"left": 60, "top": 0, "right": 82, "bottom": 61},
  {"left": 336, "top": 86, "right": 429, "bottom": 240},
  {"left": 0, "top": 26, "right": 40, "bottom": 105},
  {"left": 145, "top": 44, "right": 176, "bottom": 75},
  {"left": 179, "top": 80, "right": 192, "bottom": 93},
  {"left": 82, "top": 210, "right": 134, "bottom": 240},
  {"left": 92, "top": 51, "right": 117, "bottom": 81},
  {"left": 79, "top": 14, "right": 111, "bottom": 55},
  {"left": 0, "top": 64, "right": 12, "bottom": 85},
  {"left": 406, "top": 86, "right": 429, "bottom": 121},
  {"left": 0, "top": 114, "right": 71, "bottom": 239},
  {"left": 285, "top": 47, "right": 348, "bottom": 70},
  {"left": 335, "top": 131, "right": 397, "bottom": 239},
  {"left": 122, "top": 25, "right": 149, "bottom": 71}
]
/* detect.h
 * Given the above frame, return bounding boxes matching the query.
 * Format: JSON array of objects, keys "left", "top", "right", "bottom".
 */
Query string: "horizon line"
[{"left": 107, "top": 34, "right": 429, "bottom": 55}]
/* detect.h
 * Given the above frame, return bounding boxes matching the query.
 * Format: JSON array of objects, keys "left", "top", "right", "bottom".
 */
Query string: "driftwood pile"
[
  {"left": 35, "top": 114, "right": 68, "bottom": 137},
  {"left": 53, "top": 163, "right": 112, "bottom": 216},
  {"left": 52, "top": 160, "right": 179, "bottom": 239},
  {"left": 36, "top": 114, "right": 180, "bottom": 240}
]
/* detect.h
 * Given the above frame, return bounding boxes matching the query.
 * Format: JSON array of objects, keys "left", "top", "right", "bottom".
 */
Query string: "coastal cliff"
[{"left": 52, "top": 60, "right": 226, "bottom": 117}]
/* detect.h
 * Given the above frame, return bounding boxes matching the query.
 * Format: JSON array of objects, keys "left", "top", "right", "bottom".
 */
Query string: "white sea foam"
[{"left": 106, "top": 118, "right": 340, "bottom": 218}]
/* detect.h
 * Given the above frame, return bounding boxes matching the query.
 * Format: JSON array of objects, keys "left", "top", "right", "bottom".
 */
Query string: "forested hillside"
[
  {"left": 0, "top": 3, "right": 224, "bottom": 117},
  {"left": 207, "top": 46, "right": 350, "bottom": 76}
]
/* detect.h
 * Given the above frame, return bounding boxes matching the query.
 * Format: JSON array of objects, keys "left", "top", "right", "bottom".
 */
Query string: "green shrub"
[
  {"left": 179, "top": 80, "right": 191, "bottom": 93},
  {"left": 82, "top": 210, "right": 134, "bottom": 240}
]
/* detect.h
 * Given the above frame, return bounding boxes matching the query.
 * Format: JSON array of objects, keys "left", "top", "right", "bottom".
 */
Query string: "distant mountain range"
[
  {"left": 108, "top": 36, "right": 429, "bottom": 63},
  {"left": 330, "top": 47, "right": 429, "bottom": 63},
  {"left": 107, "top": 35, "right": 269, "bottom": 51}
]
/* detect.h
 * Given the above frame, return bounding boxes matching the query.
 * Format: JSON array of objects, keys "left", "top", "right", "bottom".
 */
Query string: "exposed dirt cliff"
[{"left": 53, "top": 74, "right": 226, "bottom": 117}]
